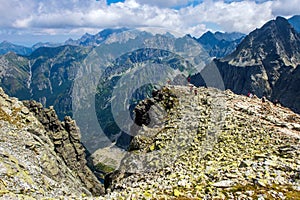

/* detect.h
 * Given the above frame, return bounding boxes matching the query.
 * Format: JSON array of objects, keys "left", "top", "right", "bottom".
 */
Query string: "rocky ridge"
[
  {"left": 104, "top": 85, "right": 300, "bottom": 199},
  {"left": 0, "top": 87, "right": 104, "bottom": 199}
]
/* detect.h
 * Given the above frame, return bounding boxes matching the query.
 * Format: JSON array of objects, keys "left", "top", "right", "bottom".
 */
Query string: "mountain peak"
[
  {"left": 226, "top": 16, "right": 300, "bottom": 67},
  {"left": 275, "top": 15, "right": 287, "bottom": 22}
]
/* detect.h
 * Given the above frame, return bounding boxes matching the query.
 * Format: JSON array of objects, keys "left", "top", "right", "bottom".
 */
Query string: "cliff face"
[
  {"left": 104, "top": 85, "right": 300, "bottom": 199},
  {"left": 0, "top": 87, "right": 104, "bottom": 198}
]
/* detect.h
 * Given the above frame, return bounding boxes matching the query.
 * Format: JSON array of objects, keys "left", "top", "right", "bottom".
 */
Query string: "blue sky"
[
  {"left": 107, "top": 0, "right": 125, "bottom": 5},
  {"left": 0, "top": 0, "right": 299, "bottom": 46}
]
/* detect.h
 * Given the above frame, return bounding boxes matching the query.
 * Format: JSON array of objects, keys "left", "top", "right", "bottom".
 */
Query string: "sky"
[{"left": 0, "top": 0, "right": 299, "bottom": 46}]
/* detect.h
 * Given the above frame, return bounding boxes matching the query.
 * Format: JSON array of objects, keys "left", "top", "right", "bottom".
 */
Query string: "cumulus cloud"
[
  {"left": 0, "top": 0, "right": 298, "bottom": 44},
  {"left": 179, "top": 0, "right": 274, "bottom": 34}
]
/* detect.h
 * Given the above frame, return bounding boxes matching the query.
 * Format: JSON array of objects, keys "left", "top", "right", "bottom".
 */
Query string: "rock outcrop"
[
  {"left": 104, "top": 85, "right": 300, "bottom": 199},
  {"left": 0, "top": 87, "right": 104, "bottom": 199},
  {"left": 22, "top": 100, "right": 104, "bottom": 196}
]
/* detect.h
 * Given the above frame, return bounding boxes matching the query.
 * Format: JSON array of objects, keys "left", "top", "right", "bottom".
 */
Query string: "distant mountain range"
[
  {"left": 0, "top": 28, "right": 129, "bottom": 56},
  {"left": 1, "top": 15, "right": 299, "bottom": 57},
  {"left": 65, "top": 28, "right": 129, "bottom": 46},
  {"left": 1, "top": 15, "right": 300, "bottom": 151},
  {"left": 0, "top": 27, "right": 245, "bottom": 57}
]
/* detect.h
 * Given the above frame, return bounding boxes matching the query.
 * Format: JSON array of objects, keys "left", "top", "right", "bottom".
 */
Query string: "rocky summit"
[
  {"left": 104, "top": 85, "right": 300, "bottom": 199},
  {"left": 0, "top": 87, "right": 104, "bottom": 199},
  {"left": 0, "top": 84, "right": 300, "bottom": 199}
]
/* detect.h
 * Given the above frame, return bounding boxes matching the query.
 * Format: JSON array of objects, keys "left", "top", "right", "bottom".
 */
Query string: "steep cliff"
[{"left": 0, "top": 87, "right": 104, "bottom": 199}]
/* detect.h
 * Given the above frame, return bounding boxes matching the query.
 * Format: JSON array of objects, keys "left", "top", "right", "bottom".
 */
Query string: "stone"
[
  {"left": 212, "top": 180, "right": 235, "bottom": 188},
  {"left": 173, "top": 189, "right": 180, "bottom": 197},
  {"left": 254, "top": 154, "right": 267, "bottom": 159},
  {"left": 226, "top": 173, "right": 238, "bottom": 178},
  {"left": 264, "top": 160, "right": 277, "bottom": 167},
  {"left": 21, "top": 107, "right": 30, "bottom": 115},
  {"left": 257, "top": 179, "right": 268, "bottom": 187},
  {"left": 239, "top": 160, "right": 252, "bottom": 168}
]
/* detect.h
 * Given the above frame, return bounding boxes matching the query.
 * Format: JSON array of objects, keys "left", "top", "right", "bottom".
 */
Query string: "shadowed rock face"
[
  {"left": 192, "top": 16, "right": 300, "bottom": 114},
  {"left": 0, "top": 87, "right": 104, "bottom": 198}
]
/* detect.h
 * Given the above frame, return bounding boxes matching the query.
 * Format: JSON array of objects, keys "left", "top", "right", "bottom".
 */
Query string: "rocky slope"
[
  {"left": 0, "top": 87, "right": 104, "bottom": 199},
  {"left": 104, "top": 85, "right": 300, "bottom": 199},
  {"left": 0, "top": 83, "right": 299, "bottom": 199},
  {"left": 192, "top": 16, "right": 300, "bottom": 114}
]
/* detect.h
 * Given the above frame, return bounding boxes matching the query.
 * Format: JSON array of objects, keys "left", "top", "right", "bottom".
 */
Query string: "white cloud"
[
  {"left": 179, "top": 0, "right": 274, "bottom": 35},
  {"left": 0, "top": 0, "right": 299, "bottom": 44}
]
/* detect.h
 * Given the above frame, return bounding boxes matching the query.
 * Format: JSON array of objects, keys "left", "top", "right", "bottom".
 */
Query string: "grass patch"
[{"left": 94, "top": 162, "right": 115, "bottom": 174}]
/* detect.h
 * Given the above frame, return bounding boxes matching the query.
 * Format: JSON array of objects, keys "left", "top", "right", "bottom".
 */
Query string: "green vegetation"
[{"left": 94, "top": 162, "right": 115, "bottom": 174}]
